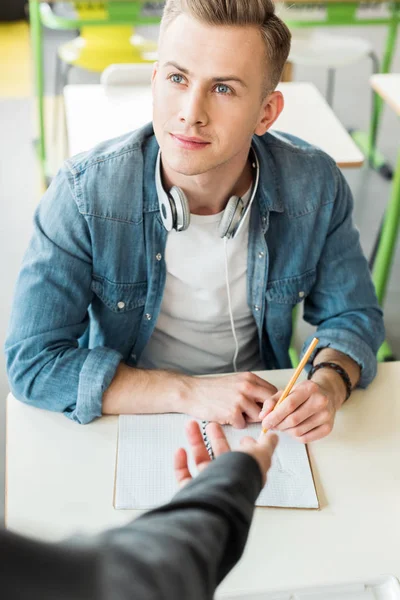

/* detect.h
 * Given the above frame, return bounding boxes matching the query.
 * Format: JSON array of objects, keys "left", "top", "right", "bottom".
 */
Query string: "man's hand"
[
  {"left": 185, "top": 373, "right": 277, "bottom": 429},
  {"left": 259, "top": 349, "right": 360, "bottom": 443},
  {"left": 102, "top": 366, "right": 276, "bottom": 425},
  {"left": 259, "top": 378, "right": 343, "bottom": 443},
  {"left": 174, "top": 420, "right": 278, "bottom": 488}
]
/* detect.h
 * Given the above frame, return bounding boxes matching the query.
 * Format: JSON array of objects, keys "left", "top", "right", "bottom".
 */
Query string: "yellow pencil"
[{"left": 262, "top": 337, "right": 319, "bottom": 434}]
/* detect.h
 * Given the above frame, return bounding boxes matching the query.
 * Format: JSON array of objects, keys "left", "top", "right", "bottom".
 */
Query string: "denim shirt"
[{"left": 5, "top": 123, "right": 384, "bottom": 424}]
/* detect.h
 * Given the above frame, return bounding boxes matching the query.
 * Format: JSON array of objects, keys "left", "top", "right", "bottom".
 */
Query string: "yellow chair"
[
  {"left": 53, "top": 3, "right": 158, "bottom": 144},
  {"left": 58, "top": 3, "right": 156, "bottom": 66}
]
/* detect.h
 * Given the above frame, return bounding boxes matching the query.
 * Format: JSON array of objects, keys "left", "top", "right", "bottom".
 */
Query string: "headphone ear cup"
[
  {"left": 156, "top": 151, "right": 177, "bottom": 232},
  {"left": 218, "top": 196, "right": 244, "bottom": 239},
  {"left": 169, "top": 186, "right": 190, "bottom": 231},
  {"left": 159, "top": 190, "right": 176, "bottom": 232}
]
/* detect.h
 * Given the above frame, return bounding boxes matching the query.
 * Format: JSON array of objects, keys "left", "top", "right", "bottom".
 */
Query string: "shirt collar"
[
  {"left": 252, "top": 133, "right": 284, "bottom": 217},
  {"left": 143, "top": 129, "right": 285, "bottom": 217}
]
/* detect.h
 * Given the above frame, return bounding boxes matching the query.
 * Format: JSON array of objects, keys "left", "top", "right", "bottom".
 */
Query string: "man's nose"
[{"left": 179, "top": 88, "right": 208, "bottom": 127}]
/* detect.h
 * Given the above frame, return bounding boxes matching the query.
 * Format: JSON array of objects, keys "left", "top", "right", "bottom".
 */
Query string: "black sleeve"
[{"left": 0, "top": 452, "right": 262, "bottom": 600}]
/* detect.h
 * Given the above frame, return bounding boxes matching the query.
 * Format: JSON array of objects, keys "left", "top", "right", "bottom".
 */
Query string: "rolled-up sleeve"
[
  {"left": 5, "top": 167, "right": 122, "bottom": 423},
  {"left": 302, "top": 165, "right": 385, "bottom": 388}
]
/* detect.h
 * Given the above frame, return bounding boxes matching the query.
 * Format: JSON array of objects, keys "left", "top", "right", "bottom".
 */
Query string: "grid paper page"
[
  {"left": 115, "top": 415, "right": 319, "bottom": 510},
  {"left": 223, "top": 424, "right": 319, "bottom": 508}
]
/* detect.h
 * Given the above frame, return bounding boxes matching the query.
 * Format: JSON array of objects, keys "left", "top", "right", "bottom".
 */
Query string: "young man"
[
  {"left": 6, "top": 0, "right": 384, "bottom": 441},
  {"left": 0, "top": 423, "right": 278, "bottom": 599}
]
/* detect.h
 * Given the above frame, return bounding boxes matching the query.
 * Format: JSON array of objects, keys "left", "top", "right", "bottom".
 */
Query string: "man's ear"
[{"left": 254, "top": 91, "right": 284, "bottom": 136}]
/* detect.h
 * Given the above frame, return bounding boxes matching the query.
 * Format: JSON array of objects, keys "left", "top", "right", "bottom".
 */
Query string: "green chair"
[
  {"left": 279, "top": 0, "right": 400, "bottom": 178},
  {"left": 29, "top": 0, "right": 163, "bottom": 182},
  {"left": 280, "top": 0, "right": 400, "bottom": 363},
  {"left": 52, "top": 3, "right": 158, "bottom": 154}
]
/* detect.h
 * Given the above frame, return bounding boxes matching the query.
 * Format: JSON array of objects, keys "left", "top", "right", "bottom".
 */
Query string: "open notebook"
[{"left": 114, "top": 414, "right": 319, "bottom": 510}]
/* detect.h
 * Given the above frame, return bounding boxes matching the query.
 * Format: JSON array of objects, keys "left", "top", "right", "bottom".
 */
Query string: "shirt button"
[
  {"left": 117, "top": 301, "right": 125, "bottom": 309},
  {"left": 145, "top": 313, "right": 152, "bottom": 320},
  {"left": 298, "top": 291, "right": 305, "bottom": 299},
  {"left": 254, "top": 305, "right": 260, "bottom": 312},
  {"left": 258, "top": 251, "right": 264, "bottom": 259},
  {"left": 131, "top": 353, "right": 137, "bottom": 360},
  {"left": 156, "top": 253, "right": 162, "bottom": 261}
]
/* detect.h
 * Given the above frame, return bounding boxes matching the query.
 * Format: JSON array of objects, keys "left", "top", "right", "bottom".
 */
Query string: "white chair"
[
  {"left": 100, "top": 63, "right": 155, "bottom": 86},
  {"left": 288, "top": 30, "right": 379, "bottom": 106}
]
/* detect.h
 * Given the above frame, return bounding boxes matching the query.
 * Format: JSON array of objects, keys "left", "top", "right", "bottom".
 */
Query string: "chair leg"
[
  {"left": 53, "top": 57, "right": 72, "bottom": 160},
  {"left": 368, "top": 50, "right": 380, "bottom": 165},
  {"left": 61, "top": 62, "right": 72, "bottom": 158},
  {"left": 52, "top": 54, "right": 62, "bottom": 144},
  {"left": 367, "top": 49, "right": 391, "bottom": 270},
  {"left": 367, "top": 50, "right": 392, "bottom": 178},
  {"left": 369, "top": 218, "right": 383, "bottom": 271},
  {"left": 372, "top": 147, "right": 400, "bottom": 362},
  {"left": 372, "top": 147, "right": 400, "bottom": 305},
  {"left": 326, "top": 68, "right": 335, "bottom": 107}
]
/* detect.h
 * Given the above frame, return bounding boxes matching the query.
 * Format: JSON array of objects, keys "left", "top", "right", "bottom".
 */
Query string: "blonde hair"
[{"left": 160, "top": 0, "right": 291, "bottom": 96}]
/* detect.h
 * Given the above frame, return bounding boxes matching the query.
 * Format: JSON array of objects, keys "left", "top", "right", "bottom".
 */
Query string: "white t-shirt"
[{"left": 138, "top": 190, "right": 263, "bottom": 374}]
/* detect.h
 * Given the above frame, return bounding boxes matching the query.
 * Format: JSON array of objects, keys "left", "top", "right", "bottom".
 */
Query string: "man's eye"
[
  {"left": 170, "top": 74, "right": 184, "bottom": 84},
  {"left": 215, "top": 84, "right": 231, "bottom": 95}
]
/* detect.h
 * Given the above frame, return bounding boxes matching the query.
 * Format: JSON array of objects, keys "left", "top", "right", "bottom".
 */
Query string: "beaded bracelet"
[{"left": 307, "top": 361, "right": 352, "bottom": 401}]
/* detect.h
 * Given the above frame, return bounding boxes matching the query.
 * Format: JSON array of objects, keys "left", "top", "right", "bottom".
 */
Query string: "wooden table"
[
  {"left": 6, "top": 363, "right": 400, "bottom": 597},
  {"left": 64, "top": 81, "right": 364, "bottom": 168}
]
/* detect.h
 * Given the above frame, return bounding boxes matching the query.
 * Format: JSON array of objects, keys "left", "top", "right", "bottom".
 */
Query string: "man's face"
[{"left": 152, "top": 14, "right": 270, "bottom": 178}]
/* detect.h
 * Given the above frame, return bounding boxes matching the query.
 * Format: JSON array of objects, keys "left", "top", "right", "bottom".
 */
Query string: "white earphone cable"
[{"left": 223, "top": 237, "right": 239, "bottom": 373}]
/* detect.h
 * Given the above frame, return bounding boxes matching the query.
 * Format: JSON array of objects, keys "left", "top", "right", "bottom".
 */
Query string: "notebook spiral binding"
[{"left": 201, "top": 420, "right": 215, "bottom": 460}]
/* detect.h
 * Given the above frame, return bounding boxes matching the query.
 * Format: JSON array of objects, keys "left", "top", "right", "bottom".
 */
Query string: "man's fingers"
[
  {"left": 205, "top": 422, "right": 231, "bottom": 456},
  {"left": 239, "top": 435, "right": 258, "bottom": 449},
  {"left": 251, "top": 376, "right": 278, "bottom": 395},
  {"left": 286, "top": 412, "right": 333, "bottom": 440},
  {"left": 231, "top": 410, "right": 247, "bottom": 429},
  {"left": 245, "top": 376, "right": 278, "bottom": 404},
  {"left": 239, "top": 432, "right": 279, "bottom": 484},
  {"left": 297, "top": 424, "right": 332, "bottom": 443},
  {"left": 261, "top": 386, "right": 309, "bottom": 429},
  {"left": 277, "top": 399, "right": 328, "bottom": 432},
  {"left": 241, "top": 397, "right": 263, "bottom": 422},
  {"left": 258, "top": 395, "right": 278, "bottom": 419},
  {"left": 174, "top": 447, "right": 192, "bottom": 486},
  {"left": 240, "top": 432, "right": 278, "bottom": 459},
  {"left": 258, "top": 430, "right": 279, "bottom": 451},
  {"left": 185, "top": 420, "right": 212, "bottom": 467}
]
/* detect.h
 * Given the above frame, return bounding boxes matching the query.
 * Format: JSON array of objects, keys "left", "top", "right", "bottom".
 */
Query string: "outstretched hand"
[{"left": 174, "top": 420, "right": 278, "bottom": 488}]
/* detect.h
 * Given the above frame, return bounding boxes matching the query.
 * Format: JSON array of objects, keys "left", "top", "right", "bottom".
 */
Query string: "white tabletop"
[
  {"left": 6, "top": 362, "right": 400, "bottom": 596},
  {"left": 64, "top": 82, "right": 364, "bottom": 168},
  {"left": 371, "top": 74, "right": 400, "bottom": 116}
]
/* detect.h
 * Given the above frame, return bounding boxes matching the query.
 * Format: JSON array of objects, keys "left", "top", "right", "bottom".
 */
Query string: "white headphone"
[{"left": 155, "top": 147, "right": 260, "bottom": 239}]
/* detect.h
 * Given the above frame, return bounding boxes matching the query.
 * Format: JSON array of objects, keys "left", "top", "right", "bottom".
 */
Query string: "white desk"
[
  {"left": 64, "top": 82, "right": 364, "bottom": 168},
  {"left": 6, "top": 363, "right": 400, "bottom": 596},
  {"left": 371, "top": 74, "right": 400, "bottom": 116}
]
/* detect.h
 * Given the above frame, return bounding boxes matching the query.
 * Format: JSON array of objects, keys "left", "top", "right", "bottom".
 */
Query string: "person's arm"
[
  {"left": 5, "top": 167, "right": 276, "bottom": 426},
  {"left": 103, "top": 363, "right": 277, "bottom": 428},
  {"left": 302, "top": 164, "right": 384, "bottom": 385},
  {"left": 261, "top": 164, "right": 384, "bottom": 442},
  {"left": 309, "top": 346, "right": 360, "bottom": 406},
  {"left": 5, "top": 167, "right": 123, "bottom": 424},
  {"left": 0, "top": 452, "right": 264, "bottom": 600}
]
